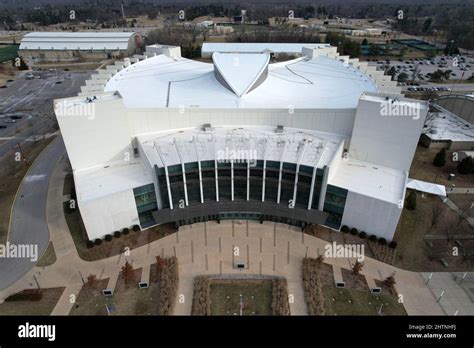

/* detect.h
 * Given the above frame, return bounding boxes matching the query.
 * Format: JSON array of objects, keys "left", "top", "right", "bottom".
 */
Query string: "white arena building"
[{"left": 54, "top": 43, "right": 428, "bottom": 242}]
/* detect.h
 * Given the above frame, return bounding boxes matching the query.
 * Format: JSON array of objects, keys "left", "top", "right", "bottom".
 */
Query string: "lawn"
[
  {"left": 36, "top": 241, "right": 57, "bottom": 267},
  {"left": 409, "top": 145, "right": 474, "bottom": 188},
  {"left": 210, "top": 279, "right": 273, "bottom": 315},
  {"left": 323, "top": 286, "right": 407, "bottom": 316},
  {"left": 0, "top": 287, "right": 65, "bottom": 315}
]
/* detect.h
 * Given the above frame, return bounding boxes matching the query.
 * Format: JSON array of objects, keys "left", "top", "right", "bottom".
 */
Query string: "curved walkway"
[{"left": 0, "top": 136, "right": 66, "bottom": 290}]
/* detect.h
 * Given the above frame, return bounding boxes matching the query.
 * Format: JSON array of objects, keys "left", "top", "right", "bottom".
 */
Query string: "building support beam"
[{"left": 318, "top": 165, "right": 330, "bottom": 211}]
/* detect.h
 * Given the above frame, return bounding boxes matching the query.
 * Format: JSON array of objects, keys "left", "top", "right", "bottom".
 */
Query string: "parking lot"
[
  {"left": 369, "top": 54, "right": 474, "bottom": 83},
  {"left": 0, "top": 70, "right": 90, "bottom": 157}
]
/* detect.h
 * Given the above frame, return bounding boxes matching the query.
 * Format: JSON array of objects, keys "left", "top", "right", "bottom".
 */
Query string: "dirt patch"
[{"left": 341, "top": 268, "right": 369, "bottom": 291}]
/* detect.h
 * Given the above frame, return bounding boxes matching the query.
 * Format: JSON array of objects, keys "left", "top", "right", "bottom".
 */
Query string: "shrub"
[
  {"left": 433, "top": 148, "right": 446, "bottom": 167},
  {"left": 378, "top": 238, "right": 387, "bottom": 246},
  {"left": 271, "top": 278, "right": 291, "bottom": 316},
  {"left": 132, "top": 225, "right": 141, "bottom": 232},
  {"left": 341, "top": 225, "right": 350, "bottom": 233},
  {"left": 157, "top": 256, "right": 179, "bottom": 315},
  {"left": 94, "top": 238, "right": 102, "bottom": 246},
  {"left": 104, "top": 234, "right": 112, "bottom": 242},
  {"left": 302, "top": 258, "right": 325, "bottom": 315},
  {"left": 406, "top": 190, "right": 417, "bottom": 210},
  {"left": 359, "top": 231, "right": 367, "bottom": 239},
  {"left": 389, "top": 241, "right": 398, "bottom": 249},
  {"left": 114, "top": 231, "right": 121, "bottom": 238},
  {"left": 122, "top": 228, "right": 130, "bottom": 235},
  {"left": 86, "top": 240, "right": 94, "bottom": 249},
  {"left": 369, "top": 235, "right": 377, "bottom": 242},
  {"left": 350, "top": 227, "right": 358, "bottom": 235},
  {"left": 191, "top": 276, "right": 211, "bottom": 315},
  {"left": 457, "top": 156, "right": 474, "bottom": 174}
]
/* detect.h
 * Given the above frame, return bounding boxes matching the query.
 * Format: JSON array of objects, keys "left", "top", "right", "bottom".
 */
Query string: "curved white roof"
[
  {"left": 104, "top": 53, "right": 378, "bottom": 109},
  {"left": 212, "top": 52, "right": 270, "bottom": 97}
]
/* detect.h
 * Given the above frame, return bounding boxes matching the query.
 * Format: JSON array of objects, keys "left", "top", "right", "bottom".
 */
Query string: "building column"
[
  {"left": 231, "top": 160, "right": 234, "bottom": 201},
  {"left": 198, "top": 160, "right": 204, "bottom": 204},
  {"left": 246, "top": 161, "right": 250, "bottom": 201},
  {"left": 215, "top": 159, "right": 219, "bottom": 202},
  {"left": 318, "top": 165, "right": 330, "bottom": 211},
  {"left": 307, "top": 167, "right": 317, "bottom": 210},
  {"left": 164, "top": 166, "right": 173, "bottom": 210}
]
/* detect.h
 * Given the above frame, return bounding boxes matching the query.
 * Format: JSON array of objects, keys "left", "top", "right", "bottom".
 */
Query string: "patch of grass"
[
  {"left": 0, "top": 287, "right": 65, "bottom": 315},
  {"left": 410, "top": 145, "right": 474, "bottom": 188},
  {"left": 323, "top": 286, "right": 406, "bottom": 316},
  {"left": 210, "top": 279, "right": 273, "bottom": 316},
  {"left": 393, "top": 193, "right": 473, "bottom": 271},
  {"left": 70, "top": 267, "right": 165, "bottom": 315},
  {"left": 36, "top": 242, "right": 57, "bottom": 267}
]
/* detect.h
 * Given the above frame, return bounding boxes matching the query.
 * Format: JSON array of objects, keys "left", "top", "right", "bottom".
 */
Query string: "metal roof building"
[{"left": 19, "top": 32, "right": 139, "bottom": 62}]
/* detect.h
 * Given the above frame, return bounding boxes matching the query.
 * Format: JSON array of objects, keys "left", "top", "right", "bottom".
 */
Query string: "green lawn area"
[
  {"left": 210, "top": 280, "right": 272, "bottom": 315},
  {"left": 0, "top": 45, "right": 19, "bottom": 63},
  {"left": 0, "top": 288, "right": 65, "bottom": 315},
  {"left": 323, "top": 286, "right": 406, "bottom": 316}
]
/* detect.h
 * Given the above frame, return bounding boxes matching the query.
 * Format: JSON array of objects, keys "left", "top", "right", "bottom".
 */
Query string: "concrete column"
[
  {"left": 318, "top": 165, "right": 329, "bottom": 211},
  {"left": 307, "top": 167, "right": 317, "bottom": 210}
]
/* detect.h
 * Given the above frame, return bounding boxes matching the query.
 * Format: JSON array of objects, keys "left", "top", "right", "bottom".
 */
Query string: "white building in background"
[
  {"left": 19, "top": 31, "right": 140, "bottom": 62},
  {"left": 55, "top": 43, "right": 427, "bottom": 242},
  {"left": 201, "top": 42, "right": 328, "bottom": 58}
]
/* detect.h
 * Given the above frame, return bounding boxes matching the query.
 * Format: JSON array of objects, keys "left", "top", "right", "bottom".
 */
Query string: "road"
[
  {"left": 0, "top": 136, "right": 66, "bottom": 290},
  {"left": 401, "top": 83, "right": 474, "bottom": 93}
]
